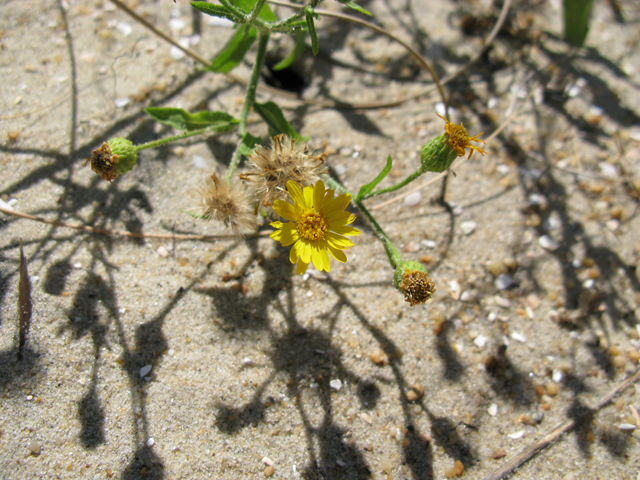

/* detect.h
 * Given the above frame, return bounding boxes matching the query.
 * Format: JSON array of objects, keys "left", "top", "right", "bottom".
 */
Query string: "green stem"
[
  {"left": 355, "top": 199, "right": 402, "bottom": 269},
  {"left": 321, "top": 174, "right": 350, "bottom": 195},
  {"left": 248, "top": 0, "right": 268, "bottom": 21},
  {"left": 364, "top": 166, "right": 425, "bottom": 200},
  {"left": 226, "top": 31, "right": 270, "bottom": 182},
  {"left": 134, "top": 127, "right": 224, "bottom": 152}
]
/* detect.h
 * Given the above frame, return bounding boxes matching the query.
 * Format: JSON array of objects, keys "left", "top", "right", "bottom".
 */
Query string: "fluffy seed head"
[
  {"left": 195, "top": 173, "right": 258, "bottom": 233},
  {"left": 241, "top": 135, "right": 328, "bottom": 208}
]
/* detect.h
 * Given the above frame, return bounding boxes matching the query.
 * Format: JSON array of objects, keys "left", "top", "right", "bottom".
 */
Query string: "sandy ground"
[{"left": 2, "top": 0, "right": 640, "bottom": 479}]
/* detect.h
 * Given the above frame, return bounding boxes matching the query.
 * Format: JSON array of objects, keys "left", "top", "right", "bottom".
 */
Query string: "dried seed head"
[
  {"left": 393, "top": 261, "right": 436, "bottom": 307},
  {"left": 438, "top": 113, "right": 487, "bottom": 159},
  {"left": 195, "top": 173, "right": 258, "bottom": 233},
  {"left": 241, "top": 134, "right": 328, "bottom": 207},
  {"left": 83, "top": 138, "right": 138, "bottom": 185}
]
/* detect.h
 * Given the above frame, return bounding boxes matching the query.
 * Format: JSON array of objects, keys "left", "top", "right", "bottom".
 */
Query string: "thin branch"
[
  {"left": 483, "top": 367, "right": 640, "bottom": 480},
  {"left": 0, "top": 205, "right": 269, "bottom": 241}
]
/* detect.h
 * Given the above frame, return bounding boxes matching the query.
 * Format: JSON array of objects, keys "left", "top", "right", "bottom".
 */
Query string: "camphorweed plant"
[{"left": 85, "top": 0, "right": 488, "bottom": 307}]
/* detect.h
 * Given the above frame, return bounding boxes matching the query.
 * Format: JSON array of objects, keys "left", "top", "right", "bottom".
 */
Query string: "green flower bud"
[
  {"left": 83, "top": 137, "right": 138, "bottom": 184},
  {"left": 393, "top": 260, "right": 436, "bottom": 307}
]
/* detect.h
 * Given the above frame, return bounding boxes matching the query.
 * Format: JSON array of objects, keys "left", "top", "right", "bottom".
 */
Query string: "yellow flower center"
[
  {"left": 437, "top": 113, "right": 488, "bottom": 159},
  {"left": 297, "top": 209, "right": 328, "bottom": 241}
]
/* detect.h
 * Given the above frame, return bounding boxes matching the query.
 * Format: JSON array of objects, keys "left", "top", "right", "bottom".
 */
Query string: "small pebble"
[
  {"left": 611, "top": 355, "right": 626, "bottom": 368},
  {"left": 508, "top": 430, "right": 525, "bottom": 439},
  {"left": 491, "top": 449, "right": 506, "bottom": 459},
  {"left": 146, "top": 438, "right": 154, "bottom": 447},
  {"left": 444, "top": 467, "right": 457, "bottom": 478},
  {"left": 609, "top": 206, "right": 623, "bottom": 219},
  {"left": 370, "top": 348, "right": 389, "bottom": 366},
  {"left": 380, "top": 455, "right": 393, "bottom": 473},
  {"left": 454, "top": 460, "right": 464, "bottom": 476},
  {"left": 532, "top": 412, "right": 544, "bottom": 423},
  {"left": 404, "top": 191, "right": 422, "bottom": 207},
  {"left": 460, "top": 221, "right": 477, "bottom": 235},
  {"left": 140, "top": 365, "right": 152, "bottom": 377},
  {"left": 8, "top": 131, "right": 20, "bottom": 141},
  {"left": 474, "top": 335, "right": 488, "bottom": 348},
  {"left": 538, "top": 235, "right": 559, "bottom": 251},
  {"left": 494, "top": 296, "right": 511, "bottom": 308},
  {"left": 406, "top": 384, "right": 424, "bottom": 402},
  {"left": 552, "top": 369, "right": 563, "bottom": 383},
  {"left": 495, "top": 274, "right": 513, "bottom": 290},
  {"left": 511, "top": 332, "right": 527, "bottom": 343},
  {"left": 115, "top": 98, "right": 129, "bottom": 108},
  {"left": 615, "top": 398, "right": 625, "bottom": 411},
  {"left": 503, "top": 257, "right": 518, "bottom": 269},
  {"left": 486, "top": 261, "right": 504, "bottom": 277},
  {"left": 488, "top": 404, "right": 498, "bottom": 416},
  {"left": 519, "top": 414, "right": 535, "bottom": 426},
  {"left": 546, "top": 382, "right": 559, "bottom": 396},
  {"left": 262, "top": 457, "right": 274, "bottom": 466},
  {"left": 28, "top": 442, "right": 41, "bottom": 455},
  {"left": 264, "top": 465, "right": 275, "bottom": 477},
  {"left": 628, "top": 349, "right": 640, "bottom": 363},
  {"left": 541, "top": 403, "right": 551, "bottom": 411}
]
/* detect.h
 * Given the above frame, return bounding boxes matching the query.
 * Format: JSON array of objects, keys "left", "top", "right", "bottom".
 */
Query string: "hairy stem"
[
  {"left": 134, "top": 127, "right": 226, "bottom": 151},
  {"left": 355, "top": 199, "right": 402, "bottom": 269},
  {"left": 226, "top": 31, "right": 270, "bottom": 182},
  {"left": 364, "top": 167, "right": 425, "bottom": 200}
]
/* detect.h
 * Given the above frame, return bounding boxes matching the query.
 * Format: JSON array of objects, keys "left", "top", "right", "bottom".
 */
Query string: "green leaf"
[
  {"left": 563, "top": 0, "right": 593, "bottom": 47},
  {"left": 305, "top": 7, "right": 319, "bottom": 56},
  {"left": 238, "top": 132, "right": 262, "bottom": 157},
  {"left": 273, "top": 31, "right": 306, "bottom": 71},
  {"left": 343, "top": 1, "right": 372, "bottom": 16},
  {"left": 182, "top": 209, "right": 210, "bottom": 220},
  {"left": 253, "top": 101, "right": 306, "bottom": 140},
  {"left": 357, "top": 155, "right": 393, "bottom": 201},
  {"left": 190, "top": 2, "right": 241, "bottom": 22},
  {"left": 208, "top": 24, "right": 257, "bottom": 73},
  {"left": 229, "top": 0, "right": 277, "bottom": 21},
  {"left": 145, "top": 107, "right": 239, "bottom": 131}
]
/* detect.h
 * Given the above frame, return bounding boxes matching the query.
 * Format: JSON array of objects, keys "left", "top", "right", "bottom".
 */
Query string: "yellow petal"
[
  {"left": 311, "top": 245, "right": 325, "bottom": 271},
  {"left": 303, "top": 183, "right": 314, "bottom": 208},
  {"left": 313, "top": 179, "right": 325, "bottom": 210},
  {"left": 286, "top": 180, "right": 305, "bottom": 206},
  {"left": 296, "top": 259, "right": 309, "bottom": 275},
  {"left": 322, "top": 192, "right": 351, "bottom": 216},
  {"left": 278, "top": 223, "right": 300, "bottom": 246},
  {"left": 345, "top": 214, "right": 357, "bottom": 225},
  {"left": 324, "top": 210, "right": 352, "bottom": 226},
  {"left": 330, "top": 225, "right": 361, "bottom": 237},
  {"left": 326, "top": 232, "right": 354, "bottom": 249},
  {"left": 327, "top": 246, "right": 347, "bottom": 263},
  {"left": 289, "top": 243, "right": 299, "bottom": 264},
  {"left": 270, "top": 221, "right": 283, "bottom": 229},
  {"left": 320, "top": 248, "right": 331, "bottom": 272},
  {"left": 273, "top": 200, "right": 298, "bottom": 222},
  {"left": 297, "top": 239, "right": 312, "bottom": 263}
]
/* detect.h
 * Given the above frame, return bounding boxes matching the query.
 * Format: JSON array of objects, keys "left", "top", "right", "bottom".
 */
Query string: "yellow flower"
[
  {"left": 270, "top": 179, "right": 360, "bottom": 275},
  {"left": 438, "top": 113, "right": 488, "bottom": 159}
]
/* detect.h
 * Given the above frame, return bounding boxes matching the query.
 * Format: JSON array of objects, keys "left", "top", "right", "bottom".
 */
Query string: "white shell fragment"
[
  {"left": 461, "top": 221, "right": 477, "bottom": 235},
  {"left": 495, "top": 274, "right": 513, "bottom": 290},
  {"left": 538, "top": 235, "right": 559, "bottom": 251},
  {"left": 508, "top": 430, "right": 525, "bottom": 439},
  {"left": 262, "top": 457, "right": 274, "bottom": 466},
  {"left": 619, "top": 424, "right": 637, "bottom": 432},
  {"left": 404, "top": 191, "right": 422, "bottom": 207},
  {"left": 329, "top": 379, "right": 342, "bottom": 391},
  {"left": 488, "top": 404, "right": 498, "bottom": 416},
  {"left": 511, "top": 332, "right": 527, "bottom": 343}
]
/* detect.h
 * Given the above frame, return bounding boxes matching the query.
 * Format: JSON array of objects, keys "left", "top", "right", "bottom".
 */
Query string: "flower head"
[
  {"left": 438, "top": 113, "right": 488, "bottom": 159},
  {"left": 194, "top": 173, "right": 258, "bottom": 233},
  {"left": 270, "top": 179, "right": 360, "bottom": 274},
  {"left": 393, "top": 261, "right": 436, "bottom": 306},
  {"left": 241, "top": 135, "right": 328, "bottom": 208},
  {"left": 83, "top": 138, "right": 138, "bottom": 185}
]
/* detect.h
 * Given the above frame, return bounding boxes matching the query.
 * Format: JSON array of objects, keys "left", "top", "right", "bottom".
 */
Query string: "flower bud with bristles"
[
  {"left": 83, "top": 137, "right": 138, "bottom": 184},
  {"left": 240, "top": 134, "right": 328, "bottom": 208},
  {"left": 420, "top": 114, "right": 487, "bottom": 173},
  {"left": 393, "top": 261, "right": 436, "bottom": 307},
  {"left": 194, "top": 173, "right": 258, "bottom": 234}
]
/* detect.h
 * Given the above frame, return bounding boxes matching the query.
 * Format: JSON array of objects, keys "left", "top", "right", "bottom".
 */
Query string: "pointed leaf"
[
  {"left": 190, "top": 2, "right": 241, "bottom": 22},
  {"left": 238, "top": 132, "right": 262, "bottom": 157},
  {"left": 145, "top": 108, "right": 239, "bottom": 131},
  {"left": 253, "top": 101, "right": 306, "bottom": 140},
  {"left": 182, "top": 209, "right": 211, "bottom": 220},
  {"left": 273, "top": 31, "right": 306, "bottom": 71},
  {"left": 228, "top": 0, "right": 277, "bottom": 21},
  {"left": 305, "top": 8, "right": 319, "bottom": 56},
  {"left": 343, "top": 1, "right": 372, "bottom": 16},
  {"left": 357, "top": 155, "right": 393, "bottom": 201},
  {"left": 563, "top": 0, "right": 593, "bottom": 47},
  {"left": 208, "top": 24, "right": 257, "bottom": 73}
]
